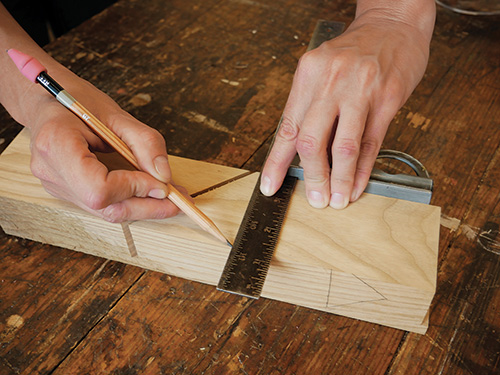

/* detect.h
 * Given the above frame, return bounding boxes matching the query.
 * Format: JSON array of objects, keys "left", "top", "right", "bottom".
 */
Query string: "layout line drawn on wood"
[
  {"left": 325, "top": 273, "right": 389, "bottom": 309},
  {"left": 0, "top": 129, "right": 441, "bottom": 333}
]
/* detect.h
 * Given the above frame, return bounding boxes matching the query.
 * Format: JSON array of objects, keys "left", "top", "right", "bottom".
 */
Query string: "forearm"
[{"left": 0, "top": 3, "right": 95, "bottom": 128}]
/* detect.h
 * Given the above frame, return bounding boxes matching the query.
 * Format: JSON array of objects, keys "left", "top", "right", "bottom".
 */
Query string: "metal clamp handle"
[
  {"left": 288, "top": 149, "right": 434, "bottom": 204},
  {"left": 371, "top": 150, "right": 434, "bottom": 192}
]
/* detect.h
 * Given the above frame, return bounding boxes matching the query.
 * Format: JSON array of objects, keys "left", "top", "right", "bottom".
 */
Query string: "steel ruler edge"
[{"left": 217, "top": 20, "right": 346, "bottom": 299}]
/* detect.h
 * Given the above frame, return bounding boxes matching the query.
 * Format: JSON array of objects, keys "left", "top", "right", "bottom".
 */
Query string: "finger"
[
  {"left": 349, "top": 134, "right": 380, "bottom": 203},
  {"left": 108, "top": 114, "right": 172, "bottom": 184},
  {"left": 349, "top": 104, "right": 397, "bottom": 202},
  {"left": 76, "top": 159, "right": 170, "bottom": 211},
  {"left": 295, "top": 98, "right": 338, "bottom": 208},
  {"left": 329, "top": 103, "right": 369, "bottom": 209},
  {"left": 260, "top": 115, "right": 302, "bottom": 196},
  {"left": 42, "top": 153, "right": 186, "bottom": 222},
  {"left": 260, "top": 53, "right": 316, "bottom": 196},
  {"left": 99, "top": 196, "right": 180, "bottom": 222},
  {"left": 100, "top": 183, "right": 190, "bottom": 222}
]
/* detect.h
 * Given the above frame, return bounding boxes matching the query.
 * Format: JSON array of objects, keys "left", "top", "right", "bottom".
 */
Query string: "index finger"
[
  {"left": 260, "top": 115, "right": 301, "bottom": 196},
  {"left": 260, "top": 55, "right": 316, "bottom": 196}
]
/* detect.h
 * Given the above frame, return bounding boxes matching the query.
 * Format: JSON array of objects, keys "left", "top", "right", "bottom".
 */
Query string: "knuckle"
[
  {"left": 150, "top": 205, "right": 178, "bottom": 220},
  {"left": 296, "top": 50, "right": 318, "bottom": 77},
  {"left": 332, "top": 175, "right": 354, "bottom": 186},
  {"left": 355, "top": 165, "right": 372, "bottom": 181},
  {"left": 139, "top": 127, "right": 165, "bottom": 146},
  {"left": 305, "top": 171, "right": 330, "bottom": 185},
  {"left": 31, "top": 124, "right": 55, "bottom": 159},
  {"left": 101, "top": 204, "right": 128, "bottom": 223},
  {"left": 334, "top": 138, "right": 360, "bottom": 159},
  {"left": 29, "top": 123, "right": 61, "bottom": 181},
  {"left": 357, "top": 58, "right": 380, "bottom": 84},
  {"left": 124, "top": 124, "right": 165, "bottom": 150},
  {"left": 384, "top": 74, "right": 407, "bottom": 107},
  {"left": 325, "top": 48, "right": 354, "bottom": 73},
  {"left": 142, "top": 126, "right": 163, "bottom": 140},
  {"left": 296, "top": 135, "right": 322, "bottom": 158},
  {"left": 359, "top": 137, "right": 380, "bottom": 159},
  {"left": 277, "top": 117, "right": 299, "bottom": 142},
  {"left": 82, "top": 187, "right": 111, "bottom": 211},
  {"left": 29, "top": 157, "right": 49, "bottom": 181}
]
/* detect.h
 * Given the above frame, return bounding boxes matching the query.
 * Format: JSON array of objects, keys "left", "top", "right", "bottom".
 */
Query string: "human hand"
[
  {"left": 260, "top": 1, "right": 435, "bottom": 209},
  {"left": 28, "top": 76, "right": 184, "bottom": 222}
]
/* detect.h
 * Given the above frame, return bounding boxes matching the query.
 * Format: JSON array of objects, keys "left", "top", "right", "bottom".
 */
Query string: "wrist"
[{"left": 354, "top": 0, "right": 436, "bottom": 43}]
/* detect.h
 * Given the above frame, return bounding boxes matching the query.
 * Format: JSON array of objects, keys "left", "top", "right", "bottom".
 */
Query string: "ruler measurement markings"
[{"left": 217, "top": 175, "right": 298, "bottom": 298}]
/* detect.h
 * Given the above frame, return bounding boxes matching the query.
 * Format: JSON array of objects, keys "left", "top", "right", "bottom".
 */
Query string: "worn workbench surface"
[{"left": 1, "top": 0, "right": 499, "bottom": 373}]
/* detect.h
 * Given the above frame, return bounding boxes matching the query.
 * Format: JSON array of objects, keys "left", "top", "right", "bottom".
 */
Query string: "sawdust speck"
[
  {"left": 7, "top": 314, "right": 24, "bottom": 329},
  {"left": 407, "top": 111, "right": 431, "bottom": 131},
  {"left": 221, "top": 79, "right": 240, "bottom": 86},
  {"left": 129, "top": 93, "right": 152, "bottom": 107}
]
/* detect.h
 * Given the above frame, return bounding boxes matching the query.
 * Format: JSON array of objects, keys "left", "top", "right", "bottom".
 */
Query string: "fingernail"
[
  {"left": 350, "top": 188, "right": 360, "bottom": 202},
  {"left": 154, "top": 155, "right": 170, "bottom": 182},
  {"left": 148, "top": 188, "right": 167, "bottom": 199},
  {"left": 330, "top": 193, "right": 348, "bottom": 209},
  {"left": 308, "top": 190, "right": 327, "bottom": 209},
  {"left": 260, "top": 176, "right": 272, "bottom": 196}
]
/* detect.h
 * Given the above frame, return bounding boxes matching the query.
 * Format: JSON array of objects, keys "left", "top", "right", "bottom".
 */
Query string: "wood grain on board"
[{"left": 0, "top": 128, "right": 440, "bottom": 333}]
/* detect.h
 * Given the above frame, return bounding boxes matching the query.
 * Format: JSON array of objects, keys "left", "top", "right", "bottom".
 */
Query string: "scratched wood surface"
[{"left": 0, "top": 0, "right": 499, "bottom": 374}]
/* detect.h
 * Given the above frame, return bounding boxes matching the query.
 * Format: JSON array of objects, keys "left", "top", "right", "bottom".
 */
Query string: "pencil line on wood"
[{"left": 326, "top": 269, "right": 333, "bottom": 308}]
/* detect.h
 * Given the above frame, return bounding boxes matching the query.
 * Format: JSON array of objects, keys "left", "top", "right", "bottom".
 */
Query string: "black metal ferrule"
[{"left": 36, "top": 71, "right": 63, "bottom": 97}]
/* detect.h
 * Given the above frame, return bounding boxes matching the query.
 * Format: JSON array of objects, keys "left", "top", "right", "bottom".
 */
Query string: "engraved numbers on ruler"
[{"left": 217, "top": 175, "right": 297, "bottom": 299}]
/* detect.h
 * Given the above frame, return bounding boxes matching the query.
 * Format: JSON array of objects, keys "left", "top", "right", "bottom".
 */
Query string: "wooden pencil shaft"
[
  {"left": 166, "top": 185, "right": 228, "bottom": 243},
  {"left": 69, "top": 102, "right": 140, "bottom": 169}
]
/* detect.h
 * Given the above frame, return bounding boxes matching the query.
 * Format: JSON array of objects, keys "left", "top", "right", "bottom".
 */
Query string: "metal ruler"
[
  {"left": 216, "top": 174, "right": 297, "bottom": 298},
  {"left": 217, "top": 20, "right": 346, "bottom": 299}
]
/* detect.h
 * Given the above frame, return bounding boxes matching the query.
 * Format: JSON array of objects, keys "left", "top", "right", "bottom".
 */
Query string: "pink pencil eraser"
[{"left": 7, "top": 48, "right": 46, "bottom": 82}]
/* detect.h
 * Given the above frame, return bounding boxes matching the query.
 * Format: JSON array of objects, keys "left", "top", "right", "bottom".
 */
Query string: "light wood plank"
[
  {"left": 130, "top": 172, "right": 440, "bottom": 333},
  {"left": 0, "top": 129, "right": 440, "bottom": 333}
]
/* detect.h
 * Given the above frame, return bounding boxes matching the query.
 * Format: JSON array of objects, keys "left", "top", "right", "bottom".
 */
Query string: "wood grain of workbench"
[{"left": 0, "top": 0, "right": 499, "bottom": 374}]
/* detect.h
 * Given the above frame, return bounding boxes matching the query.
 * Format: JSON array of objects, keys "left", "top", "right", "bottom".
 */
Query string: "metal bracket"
[
  {"left": 288, "top": 150, "right": 433, "bottom": 204},
  {"left": 366, "top": 150, "right": 433, "bottom": 204}
]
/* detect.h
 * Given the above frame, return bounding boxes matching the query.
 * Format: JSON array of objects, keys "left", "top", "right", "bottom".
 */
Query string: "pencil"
[{"left": 7, "top": 48, "right": 231, "bottom": 246}]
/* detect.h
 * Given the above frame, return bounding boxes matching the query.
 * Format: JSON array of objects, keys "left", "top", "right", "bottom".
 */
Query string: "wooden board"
[{"left": 0, "top": 128, "right": 440, "bottom": 333}]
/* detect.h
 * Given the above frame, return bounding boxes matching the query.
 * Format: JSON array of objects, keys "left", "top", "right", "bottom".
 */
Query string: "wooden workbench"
[{"left": 0, "top": 0, "right": 499, "bottom": 373}]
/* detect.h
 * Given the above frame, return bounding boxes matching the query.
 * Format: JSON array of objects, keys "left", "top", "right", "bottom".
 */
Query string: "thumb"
[
  {"left": 132, "top": 131, "right": 171, "bottom": 184},
  {"left": 108, "top": 114, "right": 172, "bottom": 183}
]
